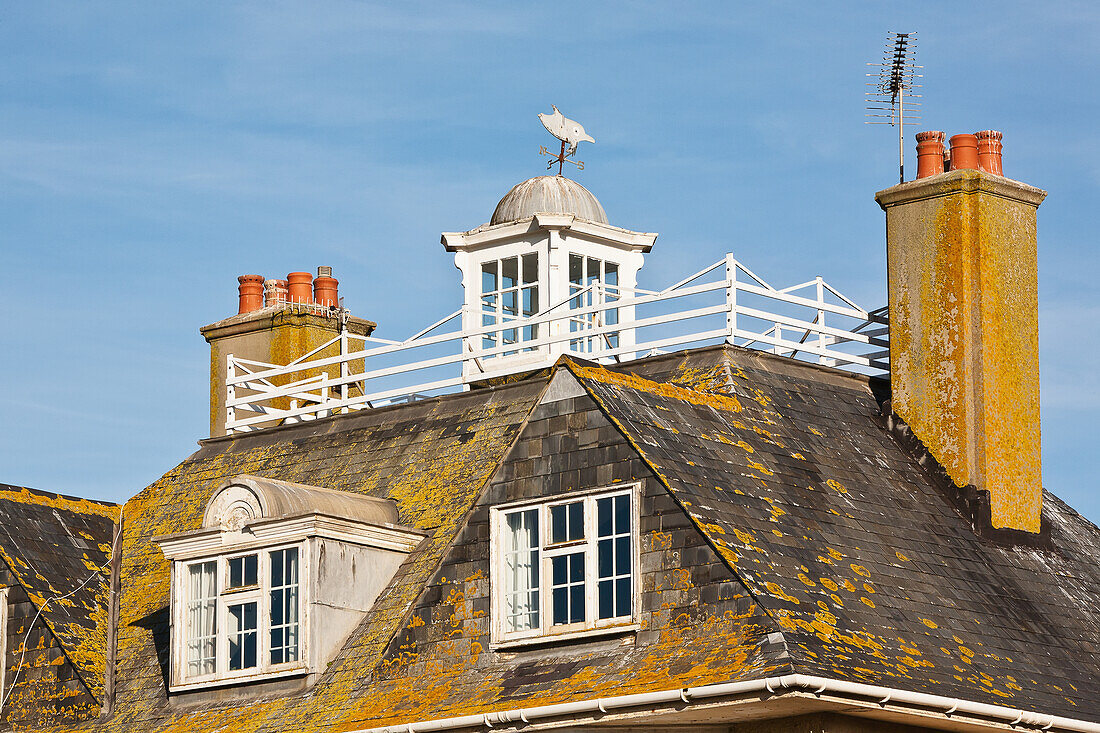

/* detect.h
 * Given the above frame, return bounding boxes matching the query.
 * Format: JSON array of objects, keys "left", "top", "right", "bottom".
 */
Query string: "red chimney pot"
[
  {"left": 949, "top": 134, "right": 980, "bottom": 171},
  {"left": 287, "top": 272, "right": 314, "bottom": 304},
  {"left": 976, "top": 130, "right": 1004, "bottom": 176},
  {"left": 915, "top": 131, "right": 946, "bottom": 179},
  {"left": 313, "top": 266, "right": 339, "bottom": 308},
  {"left": 237, "top": 275, "right": 265, "bottom": 314}
]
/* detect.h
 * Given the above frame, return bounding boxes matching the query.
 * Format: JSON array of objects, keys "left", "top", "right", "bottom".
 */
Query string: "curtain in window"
[
  {"left": 186, "top": 561, "right": 217, "bottom": 676},
  {"left": 503, "top": 509, "right": 539, "bottom": 632}
]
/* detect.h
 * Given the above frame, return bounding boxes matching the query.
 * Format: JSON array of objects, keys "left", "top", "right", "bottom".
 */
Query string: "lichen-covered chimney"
[
  {"left": 876, "top": 131, "right": 1046, "bottom": 534},
  {"left": 200, "top": 266, "right": 375, "bottom": 437}
]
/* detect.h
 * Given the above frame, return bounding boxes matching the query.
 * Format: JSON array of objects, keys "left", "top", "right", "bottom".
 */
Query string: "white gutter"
[{"left": 355, "top": 674, "right": 1100, "bottom": 733}]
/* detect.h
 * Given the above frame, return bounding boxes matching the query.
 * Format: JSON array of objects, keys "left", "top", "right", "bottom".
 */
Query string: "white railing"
[{"left": 223, "top": 254, "right": 889, "bottom": 434}]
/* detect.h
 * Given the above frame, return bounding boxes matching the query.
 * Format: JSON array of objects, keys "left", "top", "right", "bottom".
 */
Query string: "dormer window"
[
  {"left": 179, "top": 547, "right": 299, "bottom": 682},
  {"left": 156, "top": 475, "right": 424, "bottom": 691},
  {"left": 490, "top": 484, "right": 639, "bottom": 646}
]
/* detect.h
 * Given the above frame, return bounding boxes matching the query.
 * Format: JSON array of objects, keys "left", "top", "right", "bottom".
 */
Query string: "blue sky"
[{"left": 2, "top": 2, "right": 1098, "bottom": 520}]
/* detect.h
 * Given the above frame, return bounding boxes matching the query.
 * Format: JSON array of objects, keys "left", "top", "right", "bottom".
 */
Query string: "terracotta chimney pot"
[
  {"left": 263, "top": 279, "right": 280, "bottom": 307},
  {"left": 949, "top": 133, "right": 980, "bottom": 171},
  {"left": 237, "top": 275, "right": 265, "bottom": 314},
  {"left": 287, "top": 272, "right": 314, "bottom": 304},
  {"left": 915, "top": 131, "right": 946, "bottom": 179},
  {"left": 275, "top": 279, "right": 289, "bottom": 304},
  {"left": 976, "top": 130, "right": 1004, "bottom": 176},
  {"left": 313, "top": 266, "right": 339, "bottom": 308}
]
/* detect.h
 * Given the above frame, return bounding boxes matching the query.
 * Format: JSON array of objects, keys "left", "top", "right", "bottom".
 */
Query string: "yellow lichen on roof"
[
  {"left": 0, "top": 486, "right": 119, "bottom": 521},
  {"left": 565, "top": 359, "right": 742, "bottom": 413}
]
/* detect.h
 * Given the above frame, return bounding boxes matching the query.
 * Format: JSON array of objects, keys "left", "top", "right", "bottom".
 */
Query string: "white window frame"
[
  {"left": 479, "top": 251, "right": 541, "bottom": 355},
  {"left": 568, "top": 253, "right": 621, "bottom": 356},
  {"left": 489, "top": 484, "right": 640, "bottom": 647},
  {"left": 171, "top": 542, "right": 308, "bottom": 689}
]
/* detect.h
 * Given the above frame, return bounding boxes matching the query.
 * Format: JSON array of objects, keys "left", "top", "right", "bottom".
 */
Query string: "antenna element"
[{"left": 866, "top": 32, "right": 923, "bottom": 184}]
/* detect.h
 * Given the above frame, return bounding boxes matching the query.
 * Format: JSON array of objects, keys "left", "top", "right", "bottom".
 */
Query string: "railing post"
[
  {"left": 320, "top": 372, "right": 330, "bottom": 419},
  {"left": 225, "top": 353, "right": 236, "bottom": 435},
  {"left": 340, "top": 327, "right": 349, "bottom": 414},
  {"left": 816, "top": 276, "right": 830, "bottom": 365},
  {"left": 725, "top": 253, "right": 737, "bottom": 345}
]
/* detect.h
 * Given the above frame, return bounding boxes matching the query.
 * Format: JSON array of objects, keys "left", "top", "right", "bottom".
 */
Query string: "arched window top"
[{"left": 202, "top": 474, "right": 400, "bottom": 531}]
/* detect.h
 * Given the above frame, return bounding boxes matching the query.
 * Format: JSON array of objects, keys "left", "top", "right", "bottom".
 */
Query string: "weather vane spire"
[{"left": 538, "top": 105, "right": 594, "bottom": 175}]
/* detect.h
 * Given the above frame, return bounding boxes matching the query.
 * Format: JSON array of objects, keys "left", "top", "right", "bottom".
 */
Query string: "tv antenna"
[{"left": 866, "top": 32, "right": 922, "bottom": 184}]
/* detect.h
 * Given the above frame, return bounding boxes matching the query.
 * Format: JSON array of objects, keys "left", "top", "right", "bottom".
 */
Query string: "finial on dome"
[{"left": 537, "top": 105, "right": 594, "bottom": 175}]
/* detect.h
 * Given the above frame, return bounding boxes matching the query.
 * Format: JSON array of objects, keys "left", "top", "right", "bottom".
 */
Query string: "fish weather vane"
[
  {"left": 866, "top": 32, "right": 923, "bottom": 184},
  {"left": 538, "top": 105, "right": 594, "bottom": 175}
]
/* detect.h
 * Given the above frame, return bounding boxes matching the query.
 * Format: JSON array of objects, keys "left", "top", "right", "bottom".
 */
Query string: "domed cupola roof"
[{"left": 490, "top": 175, "right": 608, "bottom": 226}]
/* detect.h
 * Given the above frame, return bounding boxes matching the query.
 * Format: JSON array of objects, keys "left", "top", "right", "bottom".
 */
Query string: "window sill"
[
  {"left": 169, "top": 664, "right": 309, "bottom": 693},
  {"left": 491, "top": 622, "right": 638, "bottom": 651}
]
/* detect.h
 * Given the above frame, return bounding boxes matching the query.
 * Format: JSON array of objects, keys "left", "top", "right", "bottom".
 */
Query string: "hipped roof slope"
[
  {"left": 0, "top": 483, "right": 118, "bottom": 701},
  {"left": 565, "top": 348, "right": 1100, "bottom": 720}
]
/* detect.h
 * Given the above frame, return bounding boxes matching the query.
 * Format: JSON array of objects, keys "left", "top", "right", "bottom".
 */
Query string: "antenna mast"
[{"left": 866, "top": 32, "right": 922, "bottom": 184}]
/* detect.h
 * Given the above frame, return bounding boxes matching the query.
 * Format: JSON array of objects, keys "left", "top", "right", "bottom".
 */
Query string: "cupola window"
[
  {"left": 568, "top": 254, "right": 620, "bottom": 354},
  {"left": 481, "top": 254, "right": 539, "bottom": 354}
]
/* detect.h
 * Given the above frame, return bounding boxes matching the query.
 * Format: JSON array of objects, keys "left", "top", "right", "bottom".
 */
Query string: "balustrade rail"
[{"left": 224, "top": 254, "right": 889, "bottom": 434}]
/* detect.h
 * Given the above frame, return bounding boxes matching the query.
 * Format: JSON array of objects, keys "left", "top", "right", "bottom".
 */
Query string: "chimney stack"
[
  {"left": 876, "top": 131, "right": 1046, "bottom": 534},
  {"left": 201, "top": 267, "right": 375, "bottom": 437}
]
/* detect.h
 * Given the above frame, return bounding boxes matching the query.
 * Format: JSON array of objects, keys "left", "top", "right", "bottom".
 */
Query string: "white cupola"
[{"left": 442, "top": 175, "right": 657, "bottom": 381}]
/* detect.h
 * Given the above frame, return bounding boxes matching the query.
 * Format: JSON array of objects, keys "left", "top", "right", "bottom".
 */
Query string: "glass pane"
[
  {"left": 228, "top": 554, "right": 258, "bottom": 589},
  {"left": 569, "top": 254, "right": 583, "bottom": 285},
  {"left": 567, "top": 501, "right": 583, "bottom": 541},
  {"left": 616, "top": 536, "right": 630, "bottom": 574},
  {"left": 598, "top": 538, "right": 612, "bottom": 576},
  {"left": 598, "top": 579, "right": 613, "bottom": 619},
  {"left": 503, "top": 509, "right": 539, "bottom": 633},
  {"left": 616, "top": 577, "right": 631, "bottom": 617},
  {"left": 552, "top": 554, "right": 567, "bottom": 585},
  {"left": 481, "top": 261, "right": 497, "bottom": 294},
  {"left": 615, "top": 495, "right": 629, "bottom": 533},
  {"left": 605, "top": 262, "right": 618, "bottom": 288},
  {"left": 522, "top": 286, "right": 537, "bottom": 317},
  {"left": 502, "top": 290, "right": 518, "bottom": 318},
  {"left": 569, "top": 553, "right": 584, "bottom": 582},
  {"left": 586, "top": 257, "right": 601, "bottom": 287},
  {"left": 570, "top": 585, "right": 584, "bottom": 624},
  {"left": 501, "top": 257, "right": 518, "bottom": 290},
  {"left": 550, "top": 505, "right": 566, "bottom": 544},
  {"left": 522, "top": 253, "right": 538, "bottom": 284},
  {"left": 228, "top": 601, "right": 258, "bottom": 671},
  {"left": 597, "top": 497, "right": 612, "bottom": 537},
  {"left": 553, "top": 585, "right": 568, "bottom": 625}
]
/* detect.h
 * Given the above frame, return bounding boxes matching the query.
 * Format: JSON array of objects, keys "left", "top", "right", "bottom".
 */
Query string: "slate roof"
[
  {"left": 568, "top": 348, "right": 1100, "bottom": 716},
  {"left": 28, "top": 345, "right": 1100, "bottom": 732},
  {"left": 0, "top": 483, "right": 119, "bottom": 700}
]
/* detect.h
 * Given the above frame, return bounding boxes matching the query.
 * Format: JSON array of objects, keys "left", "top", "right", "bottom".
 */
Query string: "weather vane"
[
  {"left": 865, "top": 32, "right": 922, "bottom": 184},
  {"left": 538, "top": 105, "right": 594, "bottom": 175}
]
